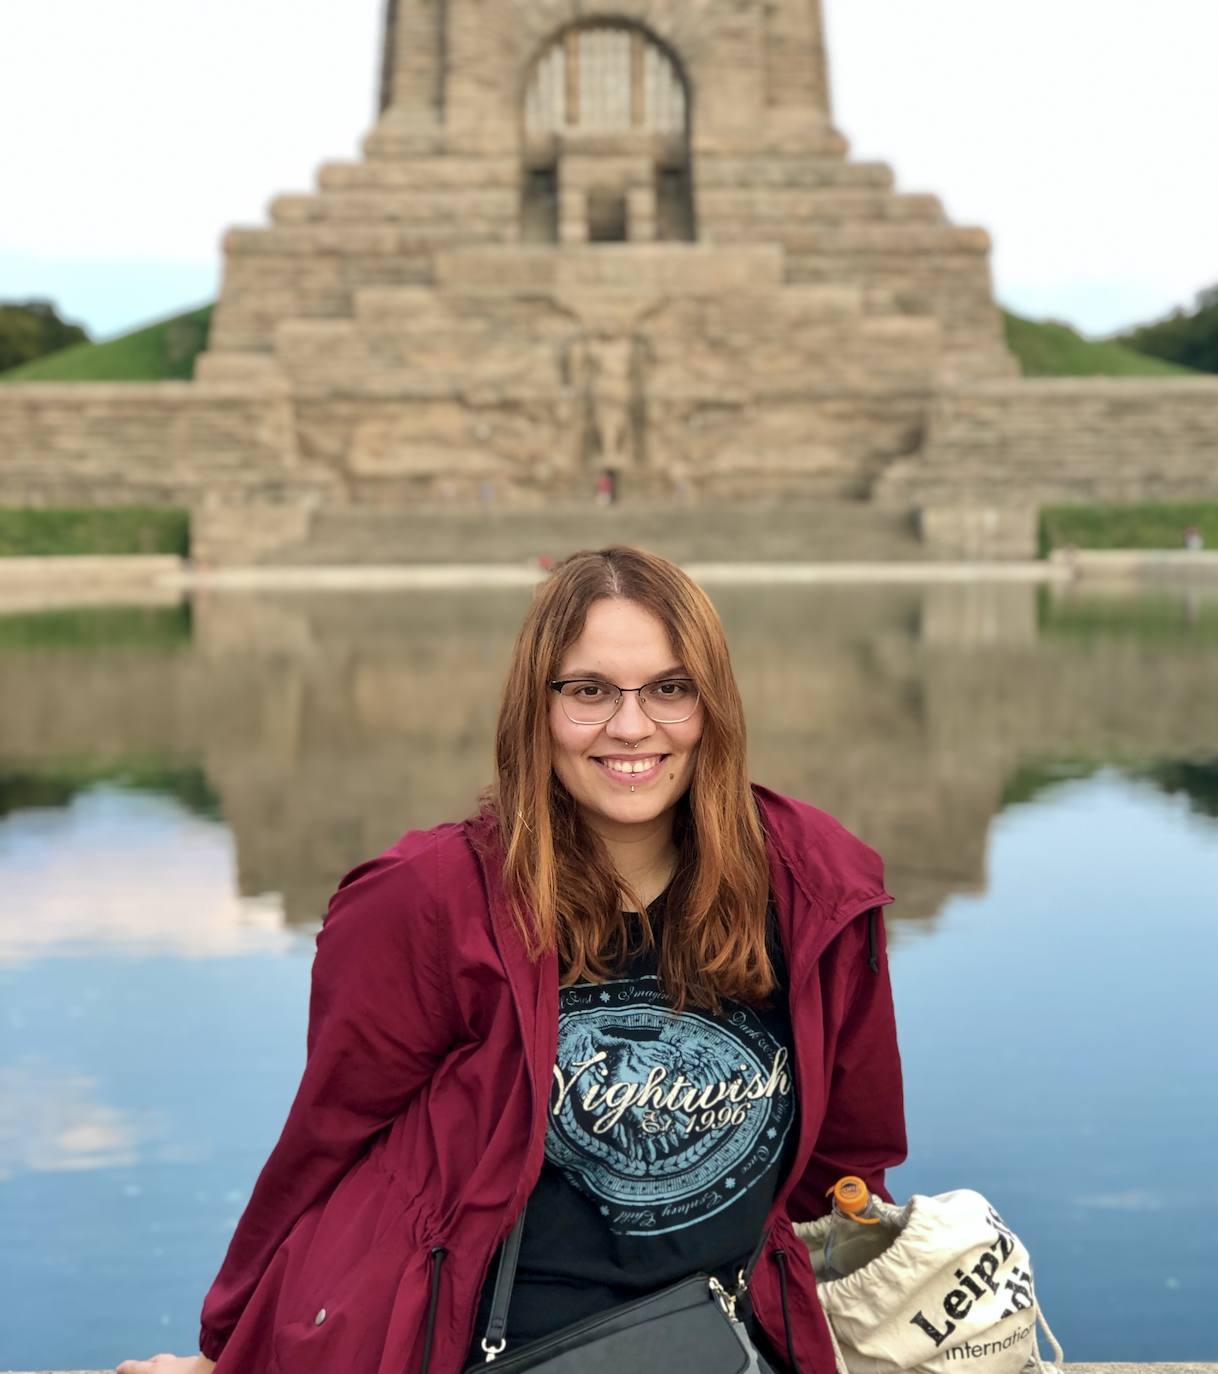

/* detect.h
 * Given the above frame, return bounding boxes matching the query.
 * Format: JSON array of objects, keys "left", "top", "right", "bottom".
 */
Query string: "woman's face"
[{"left": 549, "top": 598, "right": 705, "bottom": 838}]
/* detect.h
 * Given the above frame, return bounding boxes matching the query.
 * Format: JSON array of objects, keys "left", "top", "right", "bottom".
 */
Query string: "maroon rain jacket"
[{"left": 199, "top": 784, "right": 907, "bottom": 1374}]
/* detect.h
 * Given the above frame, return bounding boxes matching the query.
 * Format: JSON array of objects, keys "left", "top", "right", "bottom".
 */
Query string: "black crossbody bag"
[{"left": 463, "top": 1206, "right": 775, "bottom": 1373}]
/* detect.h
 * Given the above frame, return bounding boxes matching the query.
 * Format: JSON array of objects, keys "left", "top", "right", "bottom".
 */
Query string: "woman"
[{"left": 117, "top": 546, "right": 906, "bottom": 1374}]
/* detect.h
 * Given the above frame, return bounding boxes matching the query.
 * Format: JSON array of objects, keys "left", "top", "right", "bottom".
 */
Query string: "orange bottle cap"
[{"left": 827, "top": 1176, "right": 870, "bottom": 1214}]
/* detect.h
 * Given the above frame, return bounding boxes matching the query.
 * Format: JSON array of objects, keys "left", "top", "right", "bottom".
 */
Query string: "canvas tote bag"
[{"left": 793, "top": 1189, "right": 1065, "bottom": 1374}]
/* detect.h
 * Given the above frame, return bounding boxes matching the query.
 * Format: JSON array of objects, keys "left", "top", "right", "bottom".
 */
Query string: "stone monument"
[
  {"left": 4, "top": 1, "right": 1215, "bottom": 561},
  {"left": 196, "top": 0, "right": 1016, "bottom": 504}
]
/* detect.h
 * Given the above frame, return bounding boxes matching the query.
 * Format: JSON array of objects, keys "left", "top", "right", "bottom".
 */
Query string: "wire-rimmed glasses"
[{"left": 549, "top": 677, "right": 701, "bottom": 725}]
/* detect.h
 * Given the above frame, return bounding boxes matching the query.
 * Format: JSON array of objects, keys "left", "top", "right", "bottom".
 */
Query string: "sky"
[{"left": 2, "top": 0, "right": 1215, "bottom": 342}]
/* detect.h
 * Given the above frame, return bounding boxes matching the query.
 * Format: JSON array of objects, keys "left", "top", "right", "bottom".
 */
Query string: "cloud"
[
  {"left": 1073, "top": 1189, "right": 1164, "bottom": 1211},
  {"left": 0, "top": 786, "right": 295, "bottom": 967},
  {"left": 0, "top": 1061, "right": 156, "bottom": 1176}
]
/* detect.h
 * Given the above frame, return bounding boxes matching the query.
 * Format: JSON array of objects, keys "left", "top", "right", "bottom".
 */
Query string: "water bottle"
[{"left": 821, "top": 1176, "right": 894, "bottom": 1280}]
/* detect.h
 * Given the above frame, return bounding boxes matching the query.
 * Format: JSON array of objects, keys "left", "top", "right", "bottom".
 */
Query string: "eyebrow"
[{"left": 560, "top": 666, "right": 688, "bottom": 681}]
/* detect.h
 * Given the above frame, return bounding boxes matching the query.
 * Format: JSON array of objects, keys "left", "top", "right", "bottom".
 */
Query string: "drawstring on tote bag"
[{"left": 794, "top": 1189, "right": 1065, "bottom": 1374}]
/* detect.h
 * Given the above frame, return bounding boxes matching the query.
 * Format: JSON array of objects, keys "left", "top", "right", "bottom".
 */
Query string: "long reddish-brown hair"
[{"left": 480, "top": 546, "right": 772, "bottom": 1013}]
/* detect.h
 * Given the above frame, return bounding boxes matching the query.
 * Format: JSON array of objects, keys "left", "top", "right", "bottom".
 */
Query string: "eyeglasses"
[{"left": 549, "top": 677, "right": 701, "bottom": 725}]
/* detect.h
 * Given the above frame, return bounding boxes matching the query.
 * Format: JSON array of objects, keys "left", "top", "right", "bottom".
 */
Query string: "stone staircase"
[{"left": 257, "top": 500, "right": 930, "bottom": 566}]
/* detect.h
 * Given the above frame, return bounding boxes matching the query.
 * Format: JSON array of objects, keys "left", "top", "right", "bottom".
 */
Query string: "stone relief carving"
[{"left": 569, "top": 332, "right": 642, "bottom": 472}]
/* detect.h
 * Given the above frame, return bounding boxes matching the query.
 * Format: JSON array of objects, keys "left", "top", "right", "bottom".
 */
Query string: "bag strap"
[
  {"left": 1030, "top": 1303, "right": 1066, "bottom": 1372},
  {"left": 823, "top": 1310, "right": 851, "bottom": 1374},
  {"left": 480, "top": 1203, "right": 773, "bottom": 1361},
  {"left": 481, "top": 1207, "right": 528, "bottom": 1358},
  {"left": 740, "top": 1220, "right": 773, "bottom": 1287}
]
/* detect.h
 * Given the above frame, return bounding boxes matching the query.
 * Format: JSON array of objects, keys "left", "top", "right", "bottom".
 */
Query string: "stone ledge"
[
  {"left": 1050, "top": 549, "right": 1218, "bottom": 581},
  {"left": 0, "top": 556, "right": 187, "bottom": 612},
  {"left": 22, "top": 560, "right": 1070, "bottom": 594},
  {"left": 0, "top": 382, "right": 280, "bottom": 400},
  {"left": 8, "top": 1364, "right": 1216, "bottom": 1374},
  {"left": 933, "top": 377, "right": 1218, "bottom": 398},
  {"left": 0, "top": 555, "right": 185, "bottom": 584},
  {"left": 431, "top": 243, "right": 786, "bottom": 294},
  {"left": 1063, "top": 1367, "right": 1218, "bottom": 1373}
]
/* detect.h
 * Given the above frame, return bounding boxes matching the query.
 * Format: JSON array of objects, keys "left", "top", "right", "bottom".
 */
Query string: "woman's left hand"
[{"left": 116, "top": 1352, "right": 215, "bottom": 1374}]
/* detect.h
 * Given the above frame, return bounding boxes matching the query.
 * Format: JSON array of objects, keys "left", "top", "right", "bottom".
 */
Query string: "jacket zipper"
[
  {"left": 772, "top": 1249, "right": 806, "bottom": 1374},
  {"left": 747, "top": 898, "right": 886, "bottom": 1371},
  {"left": 420, "top": 1244, "right": 448, "bottom": 1374},
  {"left": 463, "top": 847, "right": 552, "bottom": 1366},
  {"left": 764, "top": 893, "right": 890, "bottom": 1224}
]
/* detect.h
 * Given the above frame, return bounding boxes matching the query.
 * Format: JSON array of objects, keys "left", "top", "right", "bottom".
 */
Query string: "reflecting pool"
[{"left": 0, "top": 579, "right": 1215, "bottom": 1368}]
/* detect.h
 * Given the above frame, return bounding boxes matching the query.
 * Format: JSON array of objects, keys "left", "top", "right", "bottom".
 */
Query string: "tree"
[
  {"left": 1117, "top": 283, "right": 1218, "bottom": 374},
  {"left": 0, "top": 300, "right": 91, "bottom": 373}
]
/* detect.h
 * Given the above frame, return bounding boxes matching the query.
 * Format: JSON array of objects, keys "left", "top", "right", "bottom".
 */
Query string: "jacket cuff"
[{"left": 199, "top": 1324, "right": 229, "bottom": 1363}]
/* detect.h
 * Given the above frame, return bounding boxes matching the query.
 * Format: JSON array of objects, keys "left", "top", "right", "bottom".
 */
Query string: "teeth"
[{"left": 601, "top": 758, "right": 659, "bottom": 774}]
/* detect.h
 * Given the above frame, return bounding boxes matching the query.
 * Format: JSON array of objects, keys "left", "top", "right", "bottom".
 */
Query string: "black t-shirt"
[{"left": 465, "top": 887, "right": 798, "bottom": 1364}]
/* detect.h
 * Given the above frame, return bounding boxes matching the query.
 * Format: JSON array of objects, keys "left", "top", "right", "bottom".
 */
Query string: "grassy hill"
[
  {"left": 0, "top": 304, "right": 212, "bottom": 382},
  {"left": 0, "top": 299, "right": 1204, "bottom": 384},
  {"left": 1001, "top": 310, "right": 1198, "bottom": 377}
]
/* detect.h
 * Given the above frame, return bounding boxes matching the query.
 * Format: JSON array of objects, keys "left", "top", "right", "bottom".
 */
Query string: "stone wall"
[
  {"left": 917, "top": 505, "right": 1040, "bottom": 561},
  {"left": 0, "top": 381, "right": 338, "bottom": 562},
  {"left": 268, "top": 245, "right": 939, "bottom": 504},
  {"left": 0, "top": 382, "right": 294, "bottom": 499},
  {"left": 874, "top": 377, "right": 1218, "bottom": 558},
  {"left": 878, "top": 378, "right": 1218, "bottom": 507}
]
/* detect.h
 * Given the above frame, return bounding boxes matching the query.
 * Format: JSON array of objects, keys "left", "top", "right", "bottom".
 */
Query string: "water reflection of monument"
[{"left": 1, "top": 584, "right": 1217, "bottom": 928}]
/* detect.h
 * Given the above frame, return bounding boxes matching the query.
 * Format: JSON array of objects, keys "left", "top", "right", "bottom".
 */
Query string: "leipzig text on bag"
[{"left": 795, "top": 1187, "right": 1065, "bottom": 1374}]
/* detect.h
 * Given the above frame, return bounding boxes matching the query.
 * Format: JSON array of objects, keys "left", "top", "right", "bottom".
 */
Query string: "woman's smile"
[{"left": 591, "top": 753, "right": 669, "bottom": 786}]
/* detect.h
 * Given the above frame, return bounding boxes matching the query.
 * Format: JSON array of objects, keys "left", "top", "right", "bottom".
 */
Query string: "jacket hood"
[{"left": 748, "top": 781, "right": 893, "bottom": 974}]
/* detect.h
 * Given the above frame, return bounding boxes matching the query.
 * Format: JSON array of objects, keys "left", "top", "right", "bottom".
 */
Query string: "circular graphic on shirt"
[{"left": 546, "top": 974, "right": 794, "bottom": 1236}]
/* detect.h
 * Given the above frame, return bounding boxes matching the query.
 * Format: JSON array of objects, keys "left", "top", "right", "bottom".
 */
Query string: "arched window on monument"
[{"left": 521, "top": 23, "right": 694, "bottom": 245}]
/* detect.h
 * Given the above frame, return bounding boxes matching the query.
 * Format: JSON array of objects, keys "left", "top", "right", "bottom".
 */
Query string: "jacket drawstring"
[
  {"left": 772, "top": 1249, "right": 806, "bottom": 1374},
  {"left": 420, "top": 1245, "right": 448, "bottom": 1374},
  {"left": 866, "top": 907, "right": 878, "bottom": 973}
]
